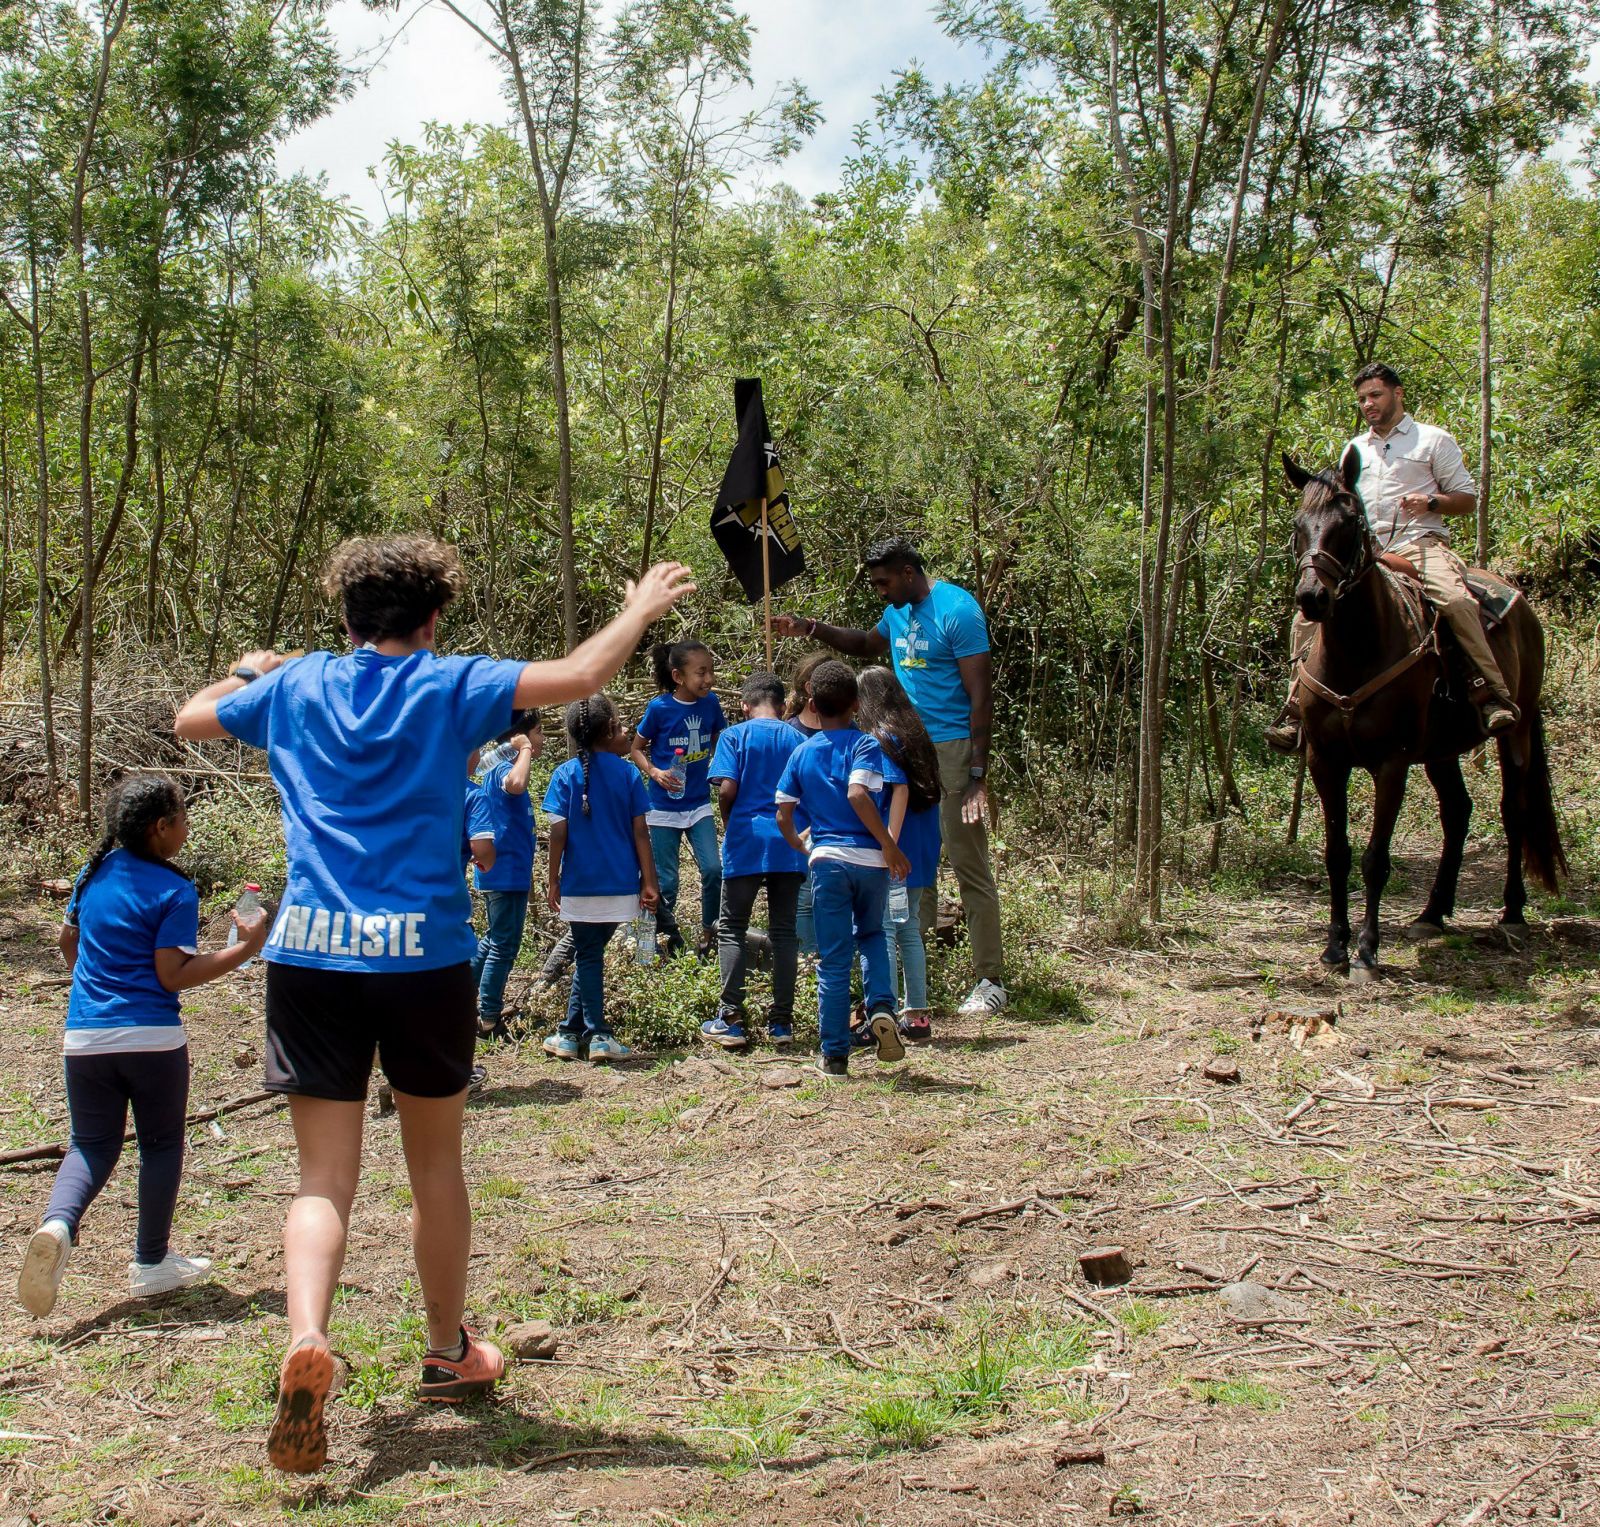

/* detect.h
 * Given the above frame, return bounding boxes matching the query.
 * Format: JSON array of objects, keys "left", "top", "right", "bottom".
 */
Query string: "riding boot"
[
  {"left": 1265, "top": 696, "right": 1304, "bottom": 754},
  {"left": 1467, "top": 675, "right": 1519, "bottom": 735}
]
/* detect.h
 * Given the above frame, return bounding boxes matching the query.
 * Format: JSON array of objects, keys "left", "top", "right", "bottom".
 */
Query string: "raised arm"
[
  {"left": 771, "top": 613, "right": 889, "bottom": 659},
  {"left": 502, "top": 734, "right": 534, "bottom": 796},
  {"left": 174, "top": 648, "right": 282, "bottom": 740},
  {"left": 514, "top": 563, "right": 696, "bottom": 708}
]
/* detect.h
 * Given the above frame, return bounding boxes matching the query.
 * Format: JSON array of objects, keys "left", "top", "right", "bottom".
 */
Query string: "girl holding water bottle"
[
  {"left": 18, "top": 775, "right": 269, "bottom": 1320},
  {"left": 629, "top": 640, "right": 725, "bottom": 960},
  {"left": 857, "top": 667, "right": 943, "bottom": 1042}
]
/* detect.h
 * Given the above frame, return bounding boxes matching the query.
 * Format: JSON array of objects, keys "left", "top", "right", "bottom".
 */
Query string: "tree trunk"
[
  {"left": 266, "top": 400, "right": 331, "bottom": 646},
  {"left": 145, "top": 330, "right": 165, "bottom": 642},
  {"left": 1477, "top": 177, "right": 1494, "bottom": 567},
  {"left": 69, "top": 0, "right": 131, "bottom": 824},
  {"left": 25, "top": 235, "right": 59, "bottom": 801}
]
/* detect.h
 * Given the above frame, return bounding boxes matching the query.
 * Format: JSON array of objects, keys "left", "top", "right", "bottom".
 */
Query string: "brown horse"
[{"left": 1284, "top": 448, "right": 1565, "bottom": 978}]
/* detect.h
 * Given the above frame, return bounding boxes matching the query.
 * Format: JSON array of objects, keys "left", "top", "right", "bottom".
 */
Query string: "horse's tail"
[{"left": 1519, "top": 709, "right": 1567, "bottom": 893}]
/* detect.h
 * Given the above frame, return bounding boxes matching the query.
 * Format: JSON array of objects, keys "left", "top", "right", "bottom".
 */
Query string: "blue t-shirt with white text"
[
  {"left": 637, "top": 692, "right": 727, "bottom": 815},
  {"left": 66, "top": 850, "right": 199, "bottom": 1030},
  {"left": 775, "top": 729, "right": 892, "bottom": 859},
  {"left": 542, "top": 751, "right": 650, "bottom": 898},
  {"left": 874, "top": 581, "right": 990, "bottom": 743},
  {"left": 474, "top": 755, "right": 536, "bottom": 892},
  {"left": 216, "top": 648, "right": 524, "bottom": 972},
  {"left": 709, "top": 718, "right": 807, "bottom": 878}
]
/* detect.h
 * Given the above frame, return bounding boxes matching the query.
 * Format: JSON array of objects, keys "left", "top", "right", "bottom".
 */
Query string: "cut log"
[{"left": 1078, "top": 1246, "right": 1133, "bottom": 1287}]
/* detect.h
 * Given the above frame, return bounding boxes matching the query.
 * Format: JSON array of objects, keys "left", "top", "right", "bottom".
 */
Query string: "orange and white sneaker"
[
  {"left": 418, "top": 1327, "right": 505, "bottom": 1403},
  {"left": 267, "top": 1333, "right": 334, "bottom": 1474}
]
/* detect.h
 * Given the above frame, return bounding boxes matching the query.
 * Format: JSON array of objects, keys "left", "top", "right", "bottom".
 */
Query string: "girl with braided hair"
[
  {"left": 18, "top": 775, "right": 268, "bottom": 1320},
  {"left": 540, "top": 694, "right": 658, "bottom": 1062}
]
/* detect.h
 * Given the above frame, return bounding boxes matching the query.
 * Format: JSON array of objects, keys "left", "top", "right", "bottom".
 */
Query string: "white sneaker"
[
  {"left": 128, "top": 1251, "right": 213, "bottom": 1299},
  {"left": 18, "top": 1219, "right": 72, "bottom": 1317},
  {"left": 958, "top": 979, "right": 1008, "bottom": 1017}
]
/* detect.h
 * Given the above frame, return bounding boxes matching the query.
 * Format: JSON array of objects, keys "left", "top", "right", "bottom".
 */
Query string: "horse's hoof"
[
  {"left": 1319, "top": 953, "right": 1349, "bottom": 972},
  {"left": 1349, "top": 962, "right": 1378, "bottom": 986},
  {"left": 1404, "top": 920, "right": 1446, "bottom": 943},
  {"left": 1498, "top": 914, "right": 1528, "bottom": 929}
]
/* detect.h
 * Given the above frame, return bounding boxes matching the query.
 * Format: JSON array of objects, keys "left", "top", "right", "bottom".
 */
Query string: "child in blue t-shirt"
[
  {"left": 629, "top": 640, "right": 726, "bottom": 960},
  {"left": 17, "top": 775, "right": 268, "bottom": 1321},
  {"left": 702, "top": 672, "right": 807, "bottom": 1051},
  {"left": 469, "top": 710, "right": 543, "bottom": 1041},
  {"left": 858, "top": 667, "right": 943, "bottom": 1042},
  {"left": 543, "top": 695, "right": 657, "bottom": 1062},
  {"left": 776, "top": 662, "right": 911, "bottom": 1078}
]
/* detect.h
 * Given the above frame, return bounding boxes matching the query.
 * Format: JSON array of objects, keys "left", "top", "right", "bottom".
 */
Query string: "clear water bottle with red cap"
[
  {"left": 227, "top": 883, "right": 263, "bottom": 969},
  {"left": 664, "top": 748, "right": 688, "bottom": 800}
]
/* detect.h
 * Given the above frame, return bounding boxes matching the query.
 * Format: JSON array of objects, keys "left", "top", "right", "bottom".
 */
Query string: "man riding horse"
[{"left": 1266, "top": 362, "right": 1519, "bottom": 751}]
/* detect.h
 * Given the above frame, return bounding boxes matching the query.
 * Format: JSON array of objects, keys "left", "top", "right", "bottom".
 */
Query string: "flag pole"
[{"left": 760, "top": 496, "right": 773, "bottom": 669}]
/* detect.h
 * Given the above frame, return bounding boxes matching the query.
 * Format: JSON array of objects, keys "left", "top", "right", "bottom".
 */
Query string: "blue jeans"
[
  {"left": 810, "top": 858, "right": 894, "bottom": 1059},
  {"left": 560, "top": 921, "right": 618, "bottom": 1039},
  {"left": 471, "top": 890, "right": 529, "bottom": 1023},
  {"left": 45, "top": 1046, "right": 190, "bottom": 1265},
  {"left": 879, "top": 884, "right": 928, "bottom": 1010},
  {"left": 650, "top": 816, "right": 721, "bottom": 936},
  {"left": 795, "top": 871, "right": 816, "bottom": 956}
]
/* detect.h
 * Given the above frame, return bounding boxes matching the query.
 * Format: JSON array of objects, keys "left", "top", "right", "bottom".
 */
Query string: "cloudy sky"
[{"left": 275, "top": 0, "right": 990, "bottom": 221}]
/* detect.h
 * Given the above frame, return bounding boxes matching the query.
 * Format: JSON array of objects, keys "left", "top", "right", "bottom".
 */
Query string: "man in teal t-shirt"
[{"left": 773, "top": 536, "right": 1005, "bottom": 1016}]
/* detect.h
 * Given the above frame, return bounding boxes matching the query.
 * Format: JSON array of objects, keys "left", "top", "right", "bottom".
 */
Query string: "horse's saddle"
[{"left": 1376, "top": 554, "right": 1522, "bottom": 629}]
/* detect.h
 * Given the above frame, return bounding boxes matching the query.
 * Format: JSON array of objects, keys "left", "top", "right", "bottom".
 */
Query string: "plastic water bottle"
[
  {"left": 633, "top": 908, "right": 657, "bottom": 965},
  {"left": 227, "top": 883, "right": 263, "bottom": 969},
  {"left": 665, "top": 748, "right": 688, "bottom": 800},
  {"left": 478, "top": 741, "right": 511, "bottom": 772},
  {"left": 888, "top": 881, "right": 910, "bottom": 924}
]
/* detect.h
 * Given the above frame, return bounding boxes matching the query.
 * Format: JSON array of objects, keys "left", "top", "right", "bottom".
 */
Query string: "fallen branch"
[{"left": 0, "top": 1090, "right": 277, "bottom": 1167}]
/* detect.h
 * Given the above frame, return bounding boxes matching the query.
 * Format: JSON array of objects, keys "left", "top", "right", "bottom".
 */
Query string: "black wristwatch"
[
  {"left": 231, "top": 665, "right": 260, "bottom": 684},
  {"left": 969, "top": 765, "right": 987, "bottom": 782},
  {"left": 1427, "top": 494, "right": 1438, "bottom": 512}
]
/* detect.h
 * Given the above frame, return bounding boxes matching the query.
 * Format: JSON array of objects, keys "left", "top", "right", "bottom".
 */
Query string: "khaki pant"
[
  {"left": 1290, "top": 534, "right": 1510, "bottom": 702},
  {"left": 919, "top": 737, "right": 1004, "bottom": 985}
]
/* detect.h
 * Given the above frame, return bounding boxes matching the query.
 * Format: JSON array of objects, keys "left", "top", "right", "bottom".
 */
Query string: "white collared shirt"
[{"left": 1348, "top": 413, "right": 1476, "bottom": 551}]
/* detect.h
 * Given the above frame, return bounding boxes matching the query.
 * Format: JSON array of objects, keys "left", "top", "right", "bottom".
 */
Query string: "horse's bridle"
[{"left": 1297, "top": 504, "right": 1376, "bottom": 601}]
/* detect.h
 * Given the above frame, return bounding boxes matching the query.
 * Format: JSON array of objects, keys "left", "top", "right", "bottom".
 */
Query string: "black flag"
[{"left": 712, "top": 378, "right": 805, "bottom": 603}]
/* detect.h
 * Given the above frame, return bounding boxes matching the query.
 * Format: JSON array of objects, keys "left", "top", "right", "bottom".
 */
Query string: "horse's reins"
[{"left": 1294, "top": 502, "right": 1437, "bottom": 715}]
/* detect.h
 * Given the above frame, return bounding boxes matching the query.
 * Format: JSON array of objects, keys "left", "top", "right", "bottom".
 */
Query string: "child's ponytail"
[
  {"left": 564, "top": 694, "right": 619, "bottom": 818},
  {"left": 651, "top": 639, "right": 711, "bottom": 693},
  {"left": 67, "top": 774, "right": 188, "bottom": 922}
]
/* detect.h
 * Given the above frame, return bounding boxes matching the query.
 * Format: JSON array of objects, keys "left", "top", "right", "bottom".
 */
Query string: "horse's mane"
[{"left": 1302, "top": 470, "right": 1353, "bottom": 515}]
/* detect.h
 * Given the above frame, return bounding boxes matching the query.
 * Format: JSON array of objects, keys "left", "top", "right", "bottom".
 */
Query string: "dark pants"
[
  {"left": 471, "top": 889, "right": 529, "bottom": 1023},
  {"left": 560, "top": 922, "right": 619, "bottom": 1039},
  {"left": 45, "top": 1045, "right": 190, "bottom": 1265},
  {"left": 718, "top": 872, "right": 804, "bottom": 1023}
]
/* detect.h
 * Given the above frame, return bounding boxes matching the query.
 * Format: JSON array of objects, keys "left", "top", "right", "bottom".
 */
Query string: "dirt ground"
[{"left": 0, "top": 842, "right": 1596, "bottom": 1527}]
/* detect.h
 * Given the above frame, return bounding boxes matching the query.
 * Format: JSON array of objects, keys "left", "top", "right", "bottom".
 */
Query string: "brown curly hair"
[{"left": 321, "top": 534, "right": 465, "bottom": 642}]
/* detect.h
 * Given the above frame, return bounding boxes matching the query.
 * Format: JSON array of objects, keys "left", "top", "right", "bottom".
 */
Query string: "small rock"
[
  {"left": 504, "top": 1320, "right": 559, "bottom": 1361},
  {"left": 1219, "top": 1280, "right": 1305, "bottom": 1326},
  {"left": 1351, "top": 1043, "right": 1371, "bottom": 1059},
  {"left": 760, "top": 1066, "right": 803, "bottom": 1090},
  {"left": 966, "top": 1258, "right": 1016, "bottom": 1290},
  {"left": 1078, "top": 1246, "right": 1133, "bottom": 1288},
  {"left": 1202, "top": 1057, "right": 1240, "bottom": 1084},
  {"left": 677, "top": 1105, "right": 715, "bottom": 1131},
  {"left": 233, "top": 1045, "right": 257, "bottom": 1070},
  {"left": 1052, "top": 1440, "right": 1105, "bottom": 1468}
]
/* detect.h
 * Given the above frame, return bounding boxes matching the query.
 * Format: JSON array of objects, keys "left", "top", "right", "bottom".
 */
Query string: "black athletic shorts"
[{"left": 263, "top": 961, "right": 477, "bottom": 1101}]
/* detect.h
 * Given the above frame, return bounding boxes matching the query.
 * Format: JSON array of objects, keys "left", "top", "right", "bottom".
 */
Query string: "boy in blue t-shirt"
[
  {"left": 469, "top": 711, "right": 543, "bottom": 1041},
  {"left": 701, "top": 673, "right": 807, "bottom": 1051},
  {"left": 776, "top": 662, "right": 911, "bottom": 1078}
]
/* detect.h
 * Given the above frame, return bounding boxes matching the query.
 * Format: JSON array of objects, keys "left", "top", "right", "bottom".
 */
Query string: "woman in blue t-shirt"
[
  {"left": 174, "top": 535, "right": 694, "bottom": 1474},
  {"left": 541, "top": 695, "right": 658, "bottom": 1061},
  {"left": 17, "top": 775, "right": 268, "bottom": 1321},
  {"left": 628, "top": 640, "right": 726, "bottom": 959}
]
